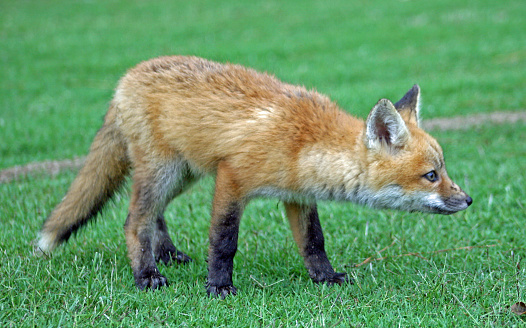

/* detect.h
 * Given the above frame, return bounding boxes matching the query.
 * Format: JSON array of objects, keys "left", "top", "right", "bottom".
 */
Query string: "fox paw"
[
  {"left": 326, "top": 272, "right": 350, "bottom": 285},
  {"left": 135, "top": 270, "right": 168, "bottom": 290},
  {"left": 312, "top": 272, "right": 350, "bottom": 285},
  {"left": 206, "top": 284, "right": 237, "bottom": 299},
  {"left": 156, "top": 248, "right": 192, "bottom": 266}
]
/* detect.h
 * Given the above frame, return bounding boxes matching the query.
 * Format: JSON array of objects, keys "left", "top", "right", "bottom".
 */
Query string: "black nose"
[{"left": 466, "top": 196, "right": 473, "bottom": 206}]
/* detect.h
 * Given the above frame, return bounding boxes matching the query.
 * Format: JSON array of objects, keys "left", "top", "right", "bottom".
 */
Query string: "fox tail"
[{"left": 37, "top": 113, "right": 130, "bottom": 253}]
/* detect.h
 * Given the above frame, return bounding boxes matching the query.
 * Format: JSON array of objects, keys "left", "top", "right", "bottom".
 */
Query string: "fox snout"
[
  {"left": 439, "top": 192, "right": 472, "bottom": 214},
  {"left": 430, "top": 183, "right": 472, "bottom": 215}
]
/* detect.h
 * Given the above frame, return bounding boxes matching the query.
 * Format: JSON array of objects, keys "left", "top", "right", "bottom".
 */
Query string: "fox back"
[{"left": 39, "top": 56, "right": 472, "bottom": 297}]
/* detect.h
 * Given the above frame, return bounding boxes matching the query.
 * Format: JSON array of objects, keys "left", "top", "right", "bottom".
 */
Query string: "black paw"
[
  {"left": 325, "top": 272, "right": 350, "bottom": 285},
  {"left": 156, "top": 247, "right": 193, "bottom": 266},
  {"left": 312, "top": 272, "right": 351, "bottom": 285},
  {"left": 206, "top": 284, "right": 237, "bottom": 299},
  {"left": 171, "top": 250, "right": 192, "bottom": 264},
  {"left": 135, "top": 269, "right": 168, "bottom": 290}
]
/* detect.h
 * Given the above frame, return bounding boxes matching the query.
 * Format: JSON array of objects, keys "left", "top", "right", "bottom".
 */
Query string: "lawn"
[{"left": 1, "top": 0, "right": 525, "bottom": 326}]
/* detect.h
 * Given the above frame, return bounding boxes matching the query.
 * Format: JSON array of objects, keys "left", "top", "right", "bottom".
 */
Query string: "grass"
[
  {"left": 1, "top": 124, "right": 525, "bottom": 326},
  {"left": 1, "top": 0, "right": 525, "bottom": 326}
]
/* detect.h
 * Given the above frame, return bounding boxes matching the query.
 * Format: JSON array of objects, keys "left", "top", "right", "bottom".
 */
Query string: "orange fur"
[{"left": 38, "top": 56, "right": 471, "bottom": 296}]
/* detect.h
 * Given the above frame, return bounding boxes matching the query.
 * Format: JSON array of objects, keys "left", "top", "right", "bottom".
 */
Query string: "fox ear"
[
  {"left": 394, "top": 84, "right": 421, "bottom": 127},
  {"left": 366, "top": 99, "right": 409, "bottom": 151}
]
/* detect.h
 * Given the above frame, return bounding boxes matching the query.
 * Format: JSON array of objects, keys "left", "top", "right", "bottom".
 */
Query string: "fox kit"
[{"left": 38, "top": 56, "right": 472, "bottom": 297}]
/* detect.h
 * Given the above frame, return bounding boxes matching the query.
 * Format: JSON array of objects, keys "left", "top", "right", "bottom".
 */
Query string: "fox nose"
[{"left": 466, "top": 196, "right": 473, "bottom": 206}]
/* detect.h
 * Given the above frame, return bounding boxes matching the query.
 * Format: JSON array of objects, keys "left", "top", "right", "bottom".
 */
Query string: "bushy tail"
[{"left": 37, "top": 117, "right": 130, "bottom": 253}]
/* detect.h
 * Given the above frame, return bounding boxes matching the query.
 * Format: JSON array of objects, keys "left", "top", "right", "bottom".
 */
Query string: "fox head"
[{"left": 362, "top": 85, "right": 472, "bottom": 214}]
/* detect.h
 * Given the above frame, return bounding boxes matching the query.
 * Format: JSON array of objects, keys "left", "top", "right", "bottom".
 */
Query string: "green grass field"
[{"left": 1, "top": 0, "right": 525, "bottom": 326}]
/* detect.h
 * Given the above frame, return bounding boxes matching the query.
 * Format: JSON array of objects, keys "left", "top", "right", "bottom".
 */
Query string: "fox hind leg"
[
  {"left": 125, "top": 158, "right": 196, "bottom": 290},
  {"left": 285, "top": 202, "right": 348, "bottom": 285},
  {"left": 124, "top": 182, "right": 167, "bottom": 290},
  {"left": 153, "top": 214, "right": 192, "bottom": 265},
  {"left": 152, "top": 164, "right": 198, "bottom": 266}
]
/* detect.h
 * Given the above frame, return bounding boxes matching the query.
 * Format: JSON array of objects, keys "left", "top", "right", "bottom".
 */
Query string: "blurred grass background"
[
  {"left": 1, "top": 0, "right": 524, "bottom": 168},
  {"left": 1, "top": 0, "right": 525, "bottom": 326}
]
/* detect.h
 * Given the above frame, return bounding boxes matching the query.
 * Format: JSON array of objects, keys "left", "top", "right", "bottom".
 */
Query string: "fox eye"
[{"left": 424, "top": 170, "right": 438, "bottom": 182}]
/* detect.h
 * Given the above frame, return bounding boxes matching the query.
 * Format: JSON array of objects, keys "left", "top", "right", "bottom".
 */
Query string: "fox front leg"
[
  {"left": 285, "top": 202, "right": 347, "bottom": 285},
  {"left": 206, "top": 162, "right": 245, "bottom": 298}
]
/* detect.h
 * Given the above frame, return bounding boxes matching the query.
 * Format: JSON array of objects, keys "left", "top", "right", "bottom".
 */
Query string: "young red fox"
[{"left": 38, "top": 56, "right": 472, "bottom": 297}]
